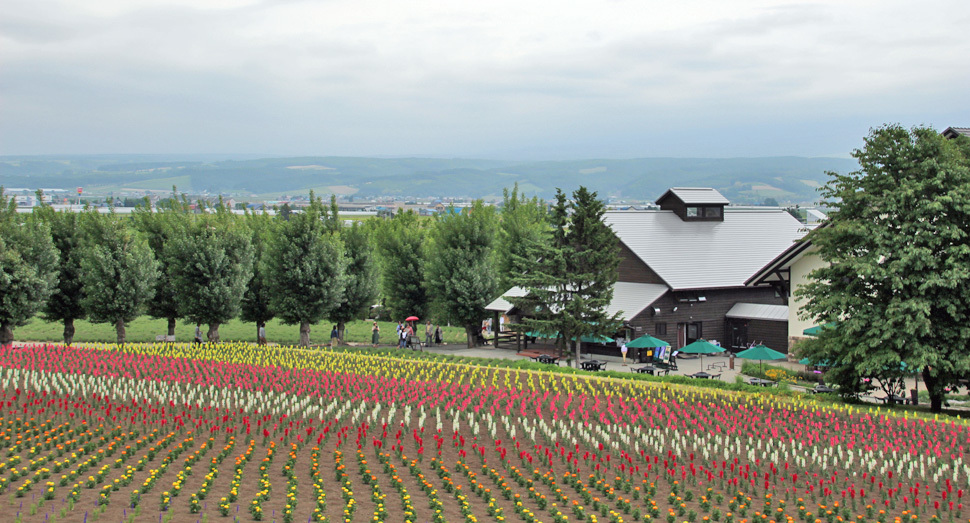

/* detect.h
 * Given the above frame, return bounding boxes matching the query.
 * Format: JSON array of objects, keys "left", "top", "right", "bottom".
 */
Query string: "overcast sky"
[{"left": 2, "top": 0, "right": 968, "bottom": 159}]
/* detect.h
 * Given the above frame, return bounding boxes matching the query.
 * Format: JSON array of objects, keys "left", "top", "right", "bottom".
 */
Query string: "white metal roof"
[
  {"left": 604, "top": 209, "right": 806, "bottom": 290},
  {"left": 725, "top": 303, "right": 789, "bottom": 322},
  {"left": 606, "top": 282, "right": 669, "bottom": 321},
  {"left": 658, "top": 187, "right": 731, "bottom": 205},
  {"left": 485, "top": 286, "right": 528, "bottom": 313},
  {"left": 485, "top": 282, "right": 667, "bottom": 322}
]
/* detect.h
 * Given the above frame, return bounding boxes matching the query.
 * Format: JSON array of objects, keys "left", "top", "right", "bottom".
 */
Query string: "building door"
[
  {"left": 729, "top": 321, "right": 748, "bottom": 350},
  {"left": 678, "top": 322, "right": 702, "bottom": 347}
]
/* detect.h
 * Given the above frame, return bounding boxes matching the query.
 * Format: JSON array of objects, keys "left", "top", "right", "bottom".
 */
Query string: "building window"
[
  {"left": 704, "top": 207, "right": 722, "bottom": 218},
  {"left": 655, "top": 323, "right": 667, "bottom": 336},
  {"left": 687, "top": 322, "right": 702, "bottom": 342},
  {"left": 686, "top": 207, "right": 699, "bottom": 217}
]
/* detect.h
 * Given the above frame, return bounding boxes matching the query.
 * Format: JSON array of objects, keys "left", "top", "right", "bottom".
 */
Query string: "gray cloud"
[{"left": 1, "top": 0, "right": 968, "bottom": 158}]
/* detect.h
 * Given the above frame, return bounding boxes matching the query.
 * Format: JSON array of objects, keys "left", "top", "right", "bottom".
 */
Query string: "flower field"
[{"left": 0, "top": 342, "right": 968, "bottom": 523}]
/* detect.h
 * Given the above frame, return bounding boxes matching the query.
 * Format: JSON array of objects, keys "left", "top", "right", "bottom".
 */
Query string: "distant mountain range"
[{"left": 0, "top": 154, "right": 859, "bottom": 204}]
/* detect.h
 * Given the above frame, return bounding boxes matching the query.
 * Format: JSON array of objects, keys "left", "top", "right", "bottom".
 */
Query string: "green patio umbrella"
[
  {"left": 798, "top": 357, "right": 832, "bottom": 367},
  {"left": 679, "top": 339, "right": 726, "bottom": 370},
  {"left": 626, "top": 334, "right": 670, "bottom": 349},
  {"left": 736, "top": 344, "right": 787, "bottom": 374},
  {"left": 577, "top": 333, "right": 614, "bottom": 344},
  {"left": 802, "top": 322, "right": 838, "bottom": 336}
]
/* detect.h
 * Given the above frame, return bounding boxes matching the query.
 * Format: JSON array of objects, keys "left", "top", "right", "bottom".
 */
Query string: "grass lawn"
[{"left": 11, "top": 316, "right": 470, "bottom": 346}]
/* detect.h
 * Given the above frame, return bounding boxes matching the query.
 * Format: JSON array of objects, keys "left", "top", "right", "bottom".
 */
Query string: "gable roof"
[
  {"left": 485, "top": 282, "right": 668, "bottom": 322},
  {"left": 655, "top": 187, "right": 730, "bottom": 206},
  {"left": 485, "top": 286, "right": 528, "bottom": 313},
  {"left": 943, "top": 127, "right": 970, "bottom": 139},
  {"left": 605, "top": 209, "right": 806, "bottom": 290}
]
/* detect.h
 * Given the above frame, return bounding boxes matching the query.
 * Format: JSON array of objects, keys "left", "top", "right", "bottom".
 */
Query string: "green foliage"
[
  {"left": 131, "top": 190, "right": 191, "bottom": 333},
  {"left": 496, "top": 183, "right": 549, "bottom": 290},
  {"left": 425, "top": 201, "right": 499, "bottom": 346},
  {"left": 510, "top": 187, "right": 622, "bottom": 363},
  {"left": 330, "top": 222, "right": 379, "bottom": 336},
  {"left": 240, "top": 209, "right": 276, "bottom": 330},
  {"left": 374, "top": 211, "right": 429, "bottom": 320},
  {"left": 78, "top": 210, "right": 159, "bottom": 344},
  {"left": 167, "top": 204, "right": 253, "bottom": 340},
  {"left": 33, "top": 206, "right": 86, "bottom": 343},
  {"left": 0, "top": 189, "right": 59, "bottom": 344},
  {"left": 797, "top": 125, "right": 970, "bottom": 412},
  {"left": 263, "top": 192, "right": 347, "bottom": 346}
]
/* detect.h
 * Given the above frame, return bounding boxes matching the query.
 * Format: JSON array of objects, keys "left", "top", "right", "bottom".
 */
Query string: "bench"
[{"left": 155, "top": 335, "right": 176, "bottom": 342}]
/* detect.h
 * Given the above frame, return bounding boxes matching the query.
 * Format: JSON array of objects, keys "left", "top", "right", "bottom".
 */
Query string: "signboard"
[{"left": 77, "top": 187, "right": 83, "bottom": 195}]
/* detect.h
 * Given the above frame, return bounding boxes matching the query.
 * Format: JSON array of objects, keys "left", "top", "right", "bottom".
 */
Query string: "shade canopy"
[
  {"left": 625, "top": 335, "right": 670, "bottom": 349},
  {"left": 803, "top": 322, "right": 838, "bottom": 336},
  {"left": 578, "top": 334, "right": 614, "bottom": 344},
  {"left": 798, "top": 357, "right": 832, "bottom": 367},
  {"left": 736, "top": 344, "right": 786, "bottom": 361},
  {"left": 679, "top": 340, "right": 726, "bottom": 355},
  {"left": 524, "top": 331, "right": 615, "bottom": 344}
]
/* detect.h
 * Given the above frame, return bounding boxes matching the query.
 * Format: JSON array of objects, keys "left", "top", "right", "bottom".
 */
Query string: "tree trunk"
[
  {"left": 466, "top": 325, "right": 477, "bottom": 348},
  {"left": 167, "top": 317, "right": 177, "bottom": 337},
  {"left": 0, "top": 323, "right": 13, "bottom": 345},
  {"left": 63, "top": 318, "right": 76, "bottom": 346},
  {"left": 115, "top": 319, "right": 126, "bottom": 345},
  {"left": 922, "top": 367, "right": 944, "bottom": 413},
  {"left": 207, "top": 323, "right": 221, "bottom": 344},
  {"left": 299, "top": 321, "right": 311, "bottom": 347},
  {"left": 337, "top": 321, "right": 346, "bottom": 345}
]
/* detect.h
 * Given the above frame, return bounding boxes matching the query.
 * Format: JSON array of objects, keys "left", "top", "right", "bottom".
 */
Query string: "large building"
[{"left": 488, "top": 187, "right": 808, "bottom": 360}]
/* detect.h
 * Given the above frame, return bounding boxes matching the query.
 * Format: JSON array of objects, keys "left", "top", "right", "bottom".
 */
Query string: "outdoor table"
[
  {"left": 748, "top": 378, "right": 776, "bottom": 387},
  {"left": 689, "top": 372, "right": 713, "bottom": 379},
  {"left": 581, "top": 360, "right": 607, "bottom": 371},
  {"left": 812, "top": 385, "right": 835, "bottom": 394},
  {"left": 536, "top": 355, "right": 559, "bottom": 366},
  {"left": 633, "top": 365, "right": 658, "bottom": 375}
]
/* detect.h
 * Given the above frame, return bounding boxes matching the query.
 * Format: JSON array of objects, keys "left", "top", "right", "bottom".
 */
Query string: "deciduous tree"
[
  {"left": 426, "top": 201, "right": 499, "bottom": 347},
  {"left": 374, "top": 210, "right": 429, "bottom": 321},
  {"left": 240, "top": 209, "right": 276, "bottom": 344},
  {"left": 264, "top": 192, "right": 347, "bottom": 346},
  {"left": 167, "top": 202, "right": 253, "bottom": 342},
  {"left": 798, "top": 125, "right": 970, "bottom": 412},
  {"left": 330, "top": 222, "right": 379, "bottom": 342},
  {"left": 78, "top": 209, "right": 159, "bottom": 345},
  {"left": 0, "top": 189, "right": 59, "bottom": 345},
  {"left": 132, "top": 189, "right": 191, "bottom": 337},
  {"left": 34, "top": 205, "right": 85, "bottom": 345}
]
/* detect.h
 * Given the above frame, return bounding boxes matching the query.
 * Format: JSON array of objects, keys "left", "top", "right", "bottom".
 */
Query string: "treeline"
[{"left": 0, "top": 184, "right": 620, "bottom": 350}]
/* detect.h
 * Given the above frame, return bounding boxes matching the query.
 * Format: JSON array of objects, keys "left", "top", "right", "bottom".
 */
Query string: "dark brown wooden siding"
[
  {"left": 617, "top": 241, "right": 666, "bottom": 284},
  {"left": 626, "top": 287, "right": 784, "bottom": 354},
  {"left": 744, "top": 320, "right": 789, "bottom": 355}
]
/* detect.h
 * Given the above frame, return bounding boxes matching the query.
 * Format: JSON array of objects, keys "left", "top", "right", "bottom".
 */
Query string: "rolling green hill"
[{"left": 0, "top": 154, "right": 858, "bottom": 204}]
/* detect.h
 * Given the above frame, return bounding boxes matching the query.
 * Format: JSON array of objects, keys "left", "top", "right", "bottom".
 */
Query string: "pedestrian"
[
  {"left": 405, "top": 322, "right": 415, "bottom": 349},
  {"left": 398, "top": 322, "right": 407, "bottom": 349},
  {"left": 330, "top": 325, "right": 338, "bottom": 348},
  {"left": 434, "top": 324, "right": 442, "bottom": 345},
  {"left": 194, "top": 324, "right": 203, "bottom": 345},
  {"left": 425, "top": 320, "right": 433, "bottom": 347},
  {"left": 258, "top": 324, "right": 266, "bottom": 346},
  {"left": 620, "top": 341, "right": 628, "bottom": 366},
  {"left": 371, "top": 321, "right": 380, "bottom": 347}
]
